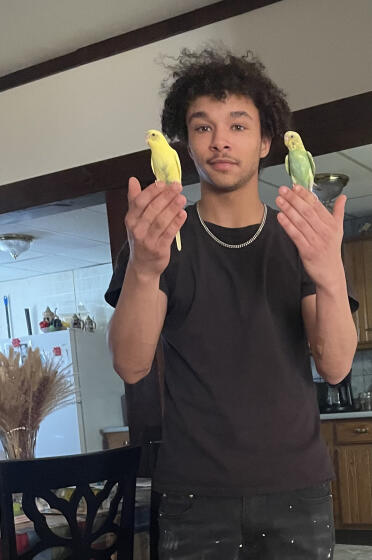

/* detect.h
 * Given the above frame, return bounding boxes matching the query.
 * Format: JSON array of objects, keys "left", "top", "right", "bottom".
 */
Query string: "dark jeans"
[{"left": 158, "top": 482, "right": 335, "bottom": 559}]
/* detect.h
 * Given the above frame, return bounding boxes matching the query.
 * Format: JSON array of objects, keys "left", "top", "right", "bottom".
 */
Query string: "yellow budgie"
[{"left": 146, "top": 129, "right": 182, "bottom": 251}]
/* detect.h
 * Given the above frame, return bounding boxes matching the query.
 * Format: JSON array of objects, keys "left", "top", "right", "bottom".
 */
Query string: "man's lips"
[{"left": 208, "top": 159, "right": 238, "bottom": 170}]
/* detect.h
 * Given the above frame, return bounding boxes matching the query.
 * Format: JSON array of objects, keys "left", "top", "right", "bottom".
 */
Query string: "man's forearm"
[
  {"left": 312, "top": 272, "right": 358, "bottom": 384},
  {"left": 108, "top": 263, "right": 166, "bottom": 384}
]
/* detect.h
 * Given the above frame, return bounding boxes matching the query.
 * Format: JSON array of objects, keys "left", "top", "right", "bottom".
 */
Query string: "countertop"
[
  {"left": 102, "top": 414, "right": 372, "bottom": 430},
  {"left": 101, "top": 426, "right": 129, "bottom": 433},
  {"left": 320, "top": 411, "right": 372, "bottom": 420}
]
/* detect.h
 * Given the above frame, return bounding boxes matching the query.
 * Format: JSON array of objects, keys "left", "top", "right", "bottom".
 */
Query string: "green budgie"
[{"left": 284, "top": 131, "right": 315, "bottom": 191}]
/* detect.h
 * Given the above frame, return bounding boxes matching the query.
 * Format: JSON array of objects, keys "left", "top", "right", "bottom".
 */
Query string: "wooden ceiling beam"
[
  {"left": 0, "top": 91, "right": 371, "bottom": 215},
  {"left": 0, "top": 0, "right": 281, "bottom": 92}
]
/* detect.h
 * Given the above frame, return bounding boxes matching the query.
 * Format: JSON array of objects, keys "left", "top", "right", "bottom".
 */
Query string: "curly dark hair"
[{"left": 161, "top": 46, "right": 291, "bottom": 148}]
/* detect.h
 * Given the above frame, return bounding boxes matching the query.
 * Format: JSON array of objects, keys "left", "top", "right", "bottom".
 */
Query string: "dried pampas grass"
[{"left": 0, "top": 346, "right": 76, "bottom": 459}]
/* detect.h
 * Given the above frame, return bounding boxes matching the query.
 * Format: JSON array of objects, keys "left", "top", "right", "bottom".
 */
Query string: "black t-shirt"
[{"left": 105, "top": 203, "right": 334, "bottom": 496}]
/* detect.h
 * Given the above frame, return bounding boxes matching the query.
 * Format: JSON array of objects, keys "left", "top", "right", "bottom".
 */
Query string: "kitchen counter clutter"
[{"left": 320, "top": 415, "right": 372, "bottom": 530}]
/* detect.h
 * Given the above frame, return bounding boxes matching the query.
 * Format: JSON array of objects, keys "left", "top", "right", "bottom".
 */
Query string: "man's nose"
[{"left": 210, "top": 130, "right": 231, "bottom": 152}]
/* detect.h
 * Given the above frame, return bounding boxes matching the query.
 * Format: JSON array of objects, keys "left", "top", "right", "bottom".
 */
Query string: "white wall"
[
  {"left": 0, "top": 263, "right": 113, "bottom": 340},
  {"left": 0, "top": 0, "right": 371, "bottom": 185}
]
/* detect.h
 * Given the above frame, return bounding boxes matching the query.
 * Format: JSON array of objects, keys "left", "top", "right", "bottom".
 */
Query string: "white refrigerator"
[{"left": 0, "top": 329, "right": 125, "bottom": 458}]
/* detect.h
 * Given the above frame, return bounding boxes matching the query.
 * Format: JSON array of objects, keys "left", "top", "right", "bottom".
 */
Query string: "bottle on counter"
[{"left": 360, "top": 392, "right": 372, "bottom": 411}]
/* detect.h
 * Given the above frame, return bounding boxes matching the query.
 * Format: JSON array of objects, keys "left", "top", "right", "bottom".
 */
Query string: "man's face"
[{"left": 186, "top": 94, "right": 271, "bottom": 193}]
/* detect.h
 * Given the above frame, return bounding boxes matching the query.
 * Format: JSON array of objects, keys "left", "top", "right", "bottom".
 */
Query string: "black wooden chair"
[
  {"left": 0, "top": 445, "right": 141, "bottom": 559},
  {"left": 136, "top": 442, "right": 161, "bottom": 560}
]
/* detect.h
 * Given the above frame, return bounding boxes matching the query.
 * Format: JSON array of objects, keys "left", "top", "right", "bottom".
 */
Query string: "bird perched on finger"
[
  {"left": 284, "top": 131, "right": 316, "bottom": 192},
  {"left": 146, "top": 129, "right": 182, "bottom": 251}
]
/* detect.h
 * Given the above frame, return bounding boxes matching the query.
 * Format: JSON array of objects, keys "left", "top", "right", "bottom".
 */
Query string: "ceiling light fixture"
[
  {"left": 0, "top": 234, "right": 34, "bottom": 260},
  {"left": 313, "top": 173, "right": 349, "bottom": 209}
]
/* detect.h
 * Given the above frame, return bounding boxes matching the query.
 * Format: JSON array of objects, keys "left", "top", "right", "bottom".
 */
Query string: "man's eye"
[
  {"left": 232, "top": 124, "right": 245, "bottom": 131},
  {"left": 195, "top": 125, "right": 211, "bottom": 132}
]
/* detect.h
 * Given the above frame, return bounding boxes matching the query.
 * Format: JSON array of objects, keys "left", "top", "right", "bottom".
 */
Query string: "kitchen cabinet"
[
  {"left": 320, "top": 421, "right": 341, "bottom": 527},
  {"left": 102, "top": 427, "right": 130, "bottom": 449},
  {"left": 320, "top": 417, "right": 372, "bottom": 529},
  {"left": 343, "top": 236, "right": 372, "bottom": 349}
]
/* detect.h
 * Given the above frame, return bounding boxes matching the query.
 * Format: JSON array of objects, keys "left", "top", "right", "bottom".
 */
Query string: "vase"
[{"left": 0, "top": 426, "right": 38, "bottom": 460}]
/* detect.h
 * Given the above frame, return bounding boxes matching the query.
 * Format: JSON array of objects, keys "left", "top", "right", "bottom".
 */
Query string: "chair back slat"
[{"left": 0, "top": 446, "right": 141, "bottom": 559}]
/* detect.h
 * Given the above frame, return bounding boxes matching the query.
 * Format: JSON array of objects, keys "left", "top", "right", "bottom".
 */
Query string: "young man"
[{"left": 105, "top": 48, "right": 357, "bottom": 559}]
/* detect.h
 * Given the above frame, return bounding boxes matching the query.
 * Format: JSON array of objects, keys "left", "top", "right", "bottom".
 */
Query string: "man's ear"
[{"left": 260, "top": 136, "right": 272, "bottom": 159}]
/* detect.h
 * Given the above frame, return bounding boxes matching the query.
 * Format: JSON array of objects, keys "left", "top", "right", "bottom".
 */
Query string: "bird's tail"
[{"left": 176, "top": 231, "right": 182, "bottom": 251}]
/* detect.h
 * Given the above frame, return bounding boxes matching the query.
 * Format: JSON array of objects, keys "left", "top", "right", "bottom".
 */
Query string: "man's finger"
[
  {"left": 147, "top": 193, "right": 187, "bottom": 239},
  {"left": 127, "top": 177, "right": 142, "bottom": 203},
  {"left": 158, "top": 209, "right": 188, "bottom": 249},
  {"left": 280, "top": 184, "right": 333, "bottom": 229},
  {"left": 130, "top": 179, "right": 181, "bottom": 215},
  {"left": 332, "top": 194, "right": 347, "bottom": 225}
]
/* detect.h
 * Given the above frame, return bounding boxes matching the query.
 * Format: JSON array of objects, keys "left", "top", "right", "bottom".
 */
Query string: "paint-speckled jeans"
[{"left": 158, "top": 481, "right": 334, "bottom": 559}]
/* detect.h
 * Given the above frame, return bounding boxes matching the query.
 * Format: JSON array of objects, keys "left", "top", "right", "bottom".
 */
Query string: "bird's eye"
[{"left": 152, "top": 133, "right": 155, "bottom": 137}]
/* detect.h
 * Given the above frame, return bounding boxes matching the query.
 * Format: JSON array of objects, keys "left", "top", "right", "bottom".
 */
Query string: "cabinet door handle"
[{"left": 354, "top": 427, "right": 369, "bottom": 434}]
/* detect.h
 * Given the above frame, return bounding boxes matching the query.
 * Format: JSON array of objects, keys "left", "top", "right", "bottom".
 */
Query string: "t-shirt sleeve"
[
  {"left": 104, "top": 242, "right": 130, "bottom": 308},
  {"left": 104, "top": 241, "right": 170, "bottom": 308}
]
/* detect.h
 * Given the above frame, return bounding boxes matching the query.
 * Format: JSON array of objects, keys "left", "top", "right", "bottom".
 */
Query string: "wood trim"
[
  {"left": 0, "top": 0, "right": 281, "bottom": 92},
  {"left": 1, "top": 91, "right": 371, "bottom": 215},
  {"left": 0, "top": 149, "right": 155, "bottom": 215},
  {"left": 105, "top": 188, "right": 128, "bottom": 265}
]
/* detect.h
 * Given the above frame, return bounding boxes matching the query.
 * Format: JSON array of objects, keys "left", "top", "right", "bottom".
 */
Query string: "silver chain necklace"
[{"left": 196, "top": 202, "right": 267, "bottom": 249}]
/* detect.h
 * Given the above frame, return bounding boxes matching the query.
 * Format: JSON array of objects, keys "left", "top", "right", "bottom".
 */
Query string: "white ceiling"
[
  {"left": 0, "top": 0, "right": 216, "bottom": 76},
  {"left": 0, "top": 144, "right": 370, "bottom": 283}
]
